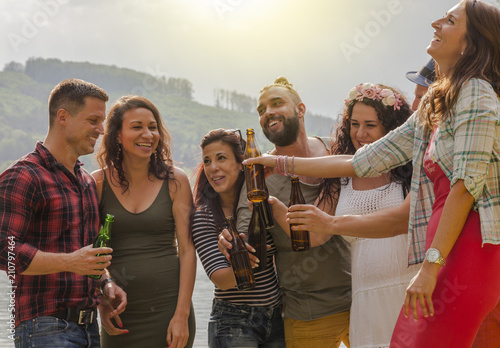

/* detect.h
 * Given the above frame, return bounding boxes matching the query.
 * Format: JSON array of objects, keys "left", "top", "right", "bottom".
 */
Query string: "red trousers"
[
  {"left": 390, "top": 211, "right": 500, "bottom": 348},
  {"left": 472, "top": 301, "right": 500, "bottom": 348}
]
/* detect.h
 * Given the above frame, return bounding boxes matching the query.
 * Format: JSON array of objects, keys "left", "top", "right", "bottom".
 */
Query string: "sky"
[{"left": 1, "top": 0, "right": 496, "bottom": 119}]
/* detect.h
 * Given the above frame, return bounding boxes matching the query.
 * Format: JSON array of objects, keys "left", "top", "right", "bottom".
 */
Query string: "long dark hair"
[
  {"left": 419, "top": 0, "right": 500, "bottom": 127},
  {"left": 192, "top": 128, "right": 246, "bottom": 232},
  {"left": 97, "top": 96, "right": 175, "bottom": 192},
  {"left": 320, "top": 84, "right": 413, "bottom": 208}
]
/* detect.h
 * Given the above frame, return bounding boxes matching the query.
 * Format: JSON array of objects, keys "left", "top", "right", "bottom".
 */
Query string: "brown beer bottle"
[
  {"left": 288, "top": 177, "right": 310, "bottom": 251},
  {"left": 261, "top": 181, "right": 275, "bottom": 229},
  {"left": 226, "top": 217, "right": 256, "bottom": 290},
  {"left": 247, "top": 202, "right": 267, "bottom": 273},
  {"left": 244, "top": 128, "right": 268, "bottom": 202}
]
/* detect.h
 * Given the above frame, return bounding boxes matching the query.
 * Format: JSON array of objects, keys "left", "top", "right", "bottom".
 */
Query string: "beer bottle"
[
  {"left": 261, "top": 181, "right": 275, "bottom": 229},
  {"left": 244, "top": 128, "right": 268, "bottom": 202},
  {"left": 247, "top": 202, "right": 268, "bottom": 272},
  {"left": 288, "top": 177, "right": 310, "bottom": 251},
  {"left": 226, "top": 217, "right": 256, "bottom": 290},
  {"left": 88, "top": 214, "right": 114, "bottom": 279}
]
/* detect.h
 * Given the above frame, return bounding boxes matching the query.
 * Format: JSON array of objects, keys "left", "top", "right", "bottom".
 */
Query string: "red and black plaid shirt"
[{"left": 0, "top": 142, "right": 100, "bottom": 326}]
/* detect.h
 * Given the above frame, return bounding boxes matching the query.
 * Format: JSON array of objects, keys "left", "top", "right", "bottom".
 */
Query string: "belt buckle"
[{"left": 78, "top": 309, "right": 95, "bottom": 325}]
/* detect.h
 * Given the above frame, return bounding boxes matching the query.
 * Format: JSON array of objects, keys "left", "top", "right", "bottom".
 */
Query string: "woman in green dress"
[{"left": 93, "top": 96, "right": 196, "bottom": 348}]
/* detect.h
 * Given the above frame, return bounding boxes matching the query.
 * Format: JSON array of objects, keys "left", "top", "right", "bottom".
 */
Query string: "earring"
[
  {"left": 154, "top": 150, "right": 158, "bottom": 162},
  {"left": 115, "top": 145, "right": 121, "bottom": 164}
]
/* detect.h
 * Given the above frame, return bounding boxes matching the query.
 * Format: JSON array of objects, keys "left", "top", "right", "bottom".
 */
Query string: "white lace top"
[
  {"left": 335, "top": 179, "right": 419, "bottom": 348},
  {"left": 336, "top": 179, "right": 404, "bottom": 244}
]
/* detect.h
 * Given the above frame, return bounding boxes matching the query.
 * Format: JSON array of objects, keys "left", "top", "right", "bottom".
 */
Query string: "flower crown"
[{"left": 344, "top": 83, "right": 403, "bottom": 111}]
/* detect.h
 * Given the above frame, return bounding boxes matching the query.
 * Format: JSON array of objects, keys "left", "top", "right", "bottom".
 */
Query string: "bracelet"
[
  {"left": 276, "top": 156, "right": 282, "bottom": 175},
  {"left": 275, "top": 155, "right": 295, "bottom": 177},
  {"left": 100, "top": 278, "right": 114, "bottom": 294}
]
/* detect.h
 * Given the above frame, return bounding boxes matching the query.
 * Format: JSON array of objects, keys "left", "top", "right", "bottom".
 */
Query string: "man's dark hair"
[{"left": 48, "top": 78, "right": 108, "bottom": 126}]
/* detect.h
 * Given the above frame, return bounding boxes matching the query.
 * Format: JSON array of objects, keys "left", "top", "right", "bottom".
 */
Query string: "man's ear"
[
  {"left": 56, "top": 108, "right": 70, "bottom": 126},
  {"left": 297, "top": 103, "right": 306, "bottom": 119}
]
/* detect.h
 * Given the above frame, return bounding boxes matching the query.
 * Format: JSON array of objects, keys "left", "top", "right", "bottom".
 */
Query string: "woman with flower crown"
[
  {"left": 323, "top": 83, "right": 419, "bottom": 348},
  {"left": 244, "top": 1, "right": 500, "bottom": 346},
  {"left": 267, "top": 82, "right": 417, "bottom": 348}
]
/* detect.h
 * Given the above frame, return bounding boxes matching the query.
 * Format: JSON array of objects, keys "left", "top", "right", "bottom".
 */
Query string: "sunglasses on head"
[{"left": 226, "top": 128, "right": 245, "bottom": 153}]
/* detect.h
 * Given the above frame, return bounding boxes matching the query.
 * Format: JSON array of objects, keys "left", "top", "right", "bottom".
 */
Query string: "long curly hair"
[
  {"left": 96, "top": 96, "right": 175, "bottom": 192},
  {"left": 419, "top": 0, "right": 500, "bottom": 128},
  {"left": 192, "top": 128, "right": 246, "bottom": 232},
  {"left": 320, "top": 84, "right": 413, "bottom": 208}
]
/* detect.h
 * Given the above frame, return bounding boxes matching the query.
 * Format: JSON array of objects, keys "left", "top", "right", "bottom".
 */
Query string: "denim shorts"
[
  {"left": 15, "top": 316, "right": 100, "bottom": 348},
  {"left": 208, "top": 298, "right": 285, "bottom": 348}
]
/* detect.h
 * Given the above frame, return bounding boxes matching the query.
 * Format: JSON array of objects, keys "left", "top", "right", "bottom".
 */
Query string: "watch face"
[{"left": 427, "top": 249, "right": 439, "bottom": 262}]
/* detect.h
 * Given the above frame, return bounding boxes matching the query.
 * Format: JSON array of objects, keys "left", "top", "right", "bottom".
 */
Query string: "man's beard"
[{"left": 263, "top": 110, "right": 300, "bottom": 147}]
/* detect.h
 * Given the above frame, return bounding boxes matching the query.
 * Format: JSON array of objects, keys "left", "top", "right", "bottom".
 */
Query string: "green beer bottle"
[{"left": 88, "top": 214, "right": 114, "bottom": 279}]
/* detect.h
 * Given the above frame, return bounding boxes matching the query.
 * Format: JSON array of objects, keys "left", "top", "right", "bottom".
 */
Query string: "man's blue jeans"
[
  {"left": 15, "top": 316, "right": 100, "bottom": 348},
  {"left": 208, "top": 298, "right": 285, "bottom": 348}
]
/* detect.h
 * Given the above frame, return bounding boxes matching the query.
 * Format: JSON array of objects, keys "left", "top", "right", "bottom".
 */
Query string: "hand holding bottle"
[
  {"left": 244, "top": 129, "right": 268, "bottom": 202},
  {"left": 218, "top": 229, "right": 260, "bottom": 268},
  {"left": 242, "top": 154, "right": 277, "bottom": 171},
  {"left": 289, "top": 177, "right": 310, "bottom": 251},
  {"left": 225, "top": 217, "right": 255, "bottom": 290},
  {"left": 65, "top": 244, "right": 112, "bottom": 276},
  {"left": 88, "top": 214, "right": 114, "bottom": 279}
]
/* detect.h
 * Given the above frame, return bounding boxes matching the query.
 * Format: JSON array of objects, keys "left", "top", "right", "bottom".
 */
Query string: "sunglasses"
[{"left": 226, "top": 128, "right": 245, "bottom": 153}]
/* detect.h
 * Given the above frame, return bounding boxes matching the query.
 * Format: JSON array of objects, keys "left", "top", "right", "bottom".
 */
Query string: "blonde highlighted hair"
[{"left": 259, "top": 77, "right": 302, "bottom": 104}]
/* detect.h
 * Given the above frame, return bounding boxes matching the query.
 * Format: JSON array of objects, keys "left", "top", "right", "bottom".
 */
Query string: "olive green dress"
[{"left": 99, "top": 178, "right": 195, "bottom": 348}]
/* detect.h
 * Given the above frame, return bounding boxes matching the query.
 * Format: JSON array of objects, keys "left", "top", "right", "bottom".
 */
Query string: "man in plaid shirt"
[{"left": 0, "top": 79, "right": 127, "bottom": 347}]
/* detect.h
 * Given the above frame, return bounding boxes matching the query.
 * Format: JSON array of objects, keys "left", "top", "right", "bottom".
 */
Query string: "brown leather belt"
[{"left": 51, "top": 307, "right": 97, "bottom": 325}]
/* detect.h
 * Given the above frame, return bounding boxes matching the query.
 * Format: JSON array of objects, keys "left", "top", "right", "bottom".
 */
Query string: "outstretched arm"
[
  {"left": 287, "top": 194, "right": 410, "bottom": 238},
  {"left": 243, "top": 154, "right": 357, "bottom": 179}
]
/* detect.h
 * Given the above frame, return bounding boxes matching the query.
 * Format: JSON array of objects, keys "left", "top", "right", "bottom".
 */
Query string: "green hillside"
[{"left": 0, "top": 58, "right": 336, "bottom": 174}]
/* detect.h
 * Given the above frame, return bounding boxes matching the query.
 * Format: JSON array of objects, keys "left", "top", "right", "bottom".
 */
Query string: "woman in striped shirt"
[{"left": 191, "top": 128, "right": 285, "bottom": 348}]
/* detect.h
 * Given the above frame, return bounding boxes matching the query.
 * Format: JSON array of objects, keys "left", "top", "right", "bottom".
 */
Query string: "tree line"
[
  {"left": 0, "top": 58, "right": 335, "bottom": 173},
  {"left": 4, "top": 58, "right": 194, "bottom": 100}
]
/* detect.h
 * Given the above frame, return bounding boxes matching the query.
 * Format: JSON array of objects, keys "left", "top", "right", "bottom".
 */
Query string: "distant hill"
[{"left": 0, "top": 58, "right": 336, "bottom": 174}]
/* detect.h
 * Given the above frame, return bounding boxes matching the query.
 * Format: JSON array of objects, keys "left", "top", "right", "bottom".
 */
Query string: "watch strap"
[{"left": 100, "top": 277, "right": 114, "bottom": 294}]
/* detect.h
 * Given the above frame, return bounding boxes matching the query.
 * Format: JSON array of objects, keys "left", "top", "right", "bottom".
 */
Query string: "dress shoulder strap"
[{"left": 312, "top": 136, "right": 332, "bottom": 153}]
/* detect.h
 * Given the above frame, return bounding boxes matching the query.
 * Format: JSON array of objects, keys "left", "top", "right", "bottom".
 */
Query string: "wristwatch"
[
  {"left": 425, "top": 248, "right": 446, "bottom": 266},
  {"left": 100, "top": 277, "right": 114, "bottom": 294}
]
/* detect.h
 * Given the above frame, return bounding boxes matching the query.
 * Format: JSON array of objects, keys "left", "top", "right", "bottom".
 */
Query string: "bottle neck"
[
  {"left": 225, "top": 218, "right": 237, "bottom": 237},
  {"left": 101, "top": 220, "right": 112, "bottom": 234}
]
